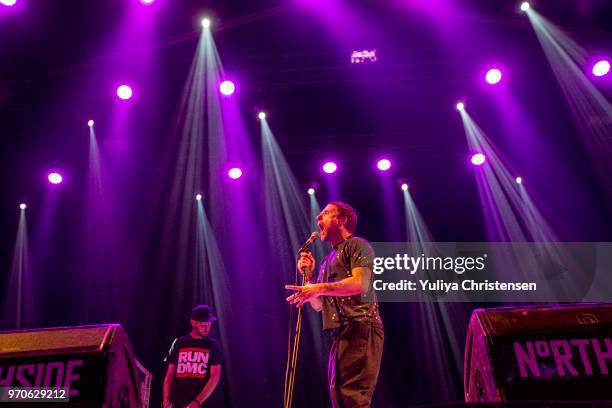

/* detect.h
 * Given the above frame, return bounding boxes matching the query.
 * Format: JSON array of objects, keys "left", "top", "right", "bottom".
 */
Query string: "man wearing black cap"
[{"left": 163, "top": 305, "right": 223, "bottom": 408}]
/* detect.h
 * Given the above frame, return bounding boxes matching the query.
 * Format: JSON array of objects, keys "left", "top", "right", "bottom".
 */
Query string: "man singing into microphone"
[{"left": 286, "top": 201, "right": 384, "bottom": 408}]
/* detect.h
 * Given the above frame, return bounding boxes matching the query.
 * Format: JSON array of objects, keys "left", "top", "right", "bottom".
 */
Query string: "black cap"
[{"left": 190, "top": 304, "right": 217, "bottom": 322}]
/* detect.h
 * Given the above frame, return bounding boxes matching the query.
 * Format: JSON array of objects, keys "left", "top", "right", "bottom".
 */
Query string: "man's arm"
[
  {"left": 286, "top": 266, "right": 369, "bottom": 307},
  {"left": 316, "top": 266, "right": 367, "bottom": 296},
  {"left": 162, "top": 363, "right": 176, "bottom": 408},
  {"left": 191, "top": 364, "right": 221, "bottom": 406}
]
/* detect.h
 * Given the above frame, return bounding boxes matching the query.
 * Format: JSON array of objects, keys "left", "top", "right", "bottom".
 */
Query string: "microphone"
[{"left": 297, "top": 231, "right": 320, "bottom": 255}]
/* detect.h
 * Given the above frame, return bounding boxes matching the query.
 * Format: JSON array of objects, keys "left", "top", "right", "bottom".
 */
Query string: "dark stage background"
[{"left": 1, "top": 0, "right": 611, "bottom": 407}]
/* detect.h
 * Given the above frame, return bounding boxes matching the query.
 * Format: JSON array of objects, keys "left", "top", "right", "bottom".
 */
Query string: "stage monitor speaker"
[
  {"left": 0, "top": 324, "right": 149, "bottom": 407},
  {"left": 464, "top": 303, "right": 612, "bottom": 403}
]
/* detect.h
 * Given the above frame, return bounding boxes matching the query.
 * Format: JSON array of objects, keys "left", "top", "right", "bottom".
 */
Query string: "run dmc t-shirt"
[{"left": 166, "top": 335, "right": 223, "bottom": 407}]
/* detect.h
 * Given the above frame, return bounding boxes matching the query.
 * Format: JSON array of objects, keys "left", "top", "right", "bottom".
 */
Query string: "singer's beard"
[
  {"left": 318, "top": 225, "right": 328, "bottom": 241},
  {"left": 318, "top": 226, "right": 336, "bottom": 242},
  {"left": 319, "top": 221, "right": 340, "bottom": 242}
]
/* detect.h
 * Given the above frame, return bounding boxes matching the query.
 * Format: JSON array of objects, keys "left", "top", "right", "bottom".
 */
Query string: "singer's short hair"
[{"left": 329, "top": 201, "right": 358, "bottom": 233}]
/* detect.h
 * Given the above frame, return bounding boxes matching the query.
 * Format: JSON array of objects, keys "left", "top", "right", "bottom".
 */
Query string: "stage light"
[
  {"left": 307, "top": 187, "right": 315, "bottom": 195},
  {"left": 322, "top": 161, "right": 337, "bottom": 174},
  {"left": 351, "top": 50, "right": 377, "bottom": 64},
  {"left": 520, "top": 2, "right": 530, "bottom": 11},
  {"left": 592, "top": 60, "right": 610, "bottom": 77},
  {"left": 220, "top": 80, "right": 235, "bottom": 96},
  {"left": 19, "top": 203, "right": 26, "bottom": 210},
  {"left": 401, "top": 183, "right": 409, "bottom": 191},
  {"left": 471, "top": 153, "right": 486, "bottom": 166},
  {"left": 48, "top": 172, "right": 63, "bottom": 185},
  {"left": 377, "top": 159, "right": 392, "bottom": 171},
  {"left": 228, "top": 167, "right": 242, "bottom": 180},
  {"left": 0, "top": 0, "right": 17, "bottom": 6},
  {"left": 87, "top": 120, "right": 95, "bottom": 127},
  {"left": 515, "top": 176, "right": 523, "bottom": 185},
  {"left": 201, "top": 18, "right": 211, "bottom": 28},
  {"left": 195, "top": 193, "right": 202, "bottom": 201},
  {"left": 116, "top": 85, "right": 133, "bottom": 100},
  {"left": 140, "top": 0, "right": 154, "bottom": 4},
  {"left": 485, "top": 68, "right": 502, "bottom": 85},
  {"left": 258, "top": 111, "right": 266, "bottom": 120},
  {"left": 456, "top": 102, "right": 465, "bottom": 111}
]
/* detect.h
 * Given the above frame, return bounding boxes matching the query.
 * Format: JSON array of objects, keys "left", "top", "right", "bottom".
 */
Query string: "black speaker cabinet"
[
  {"left": 0, "top": 324, "right": 148, "bottom": 407},
  {"left": 464, "top": 303, "right": 612, "bottom": 402}
]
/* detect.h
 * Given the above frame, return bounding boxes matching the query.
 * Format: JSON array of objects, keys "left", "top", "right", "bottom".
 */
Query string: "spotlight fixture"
[
  {"left": 471, "top": 153, "right": 486, "bottom": 166},
  {"left": 116, "top": 85, "right": 133, "bottom": 100},
  {"left": 201, "top": 18, "right": 211, "bottom": 28},
  {"left": 350, "top": 49, "right": 377, "bottom": 64},
  {"left": 307, "top": 188, "right": 315, "bottom": 195},
  {"left": 592, "top": 60, "right": 610, "bottom": 77},
  {"left": 228, "top": 167, "right": 242, "bottom": 180},
  {"left": 401, "top": 183, "right": 409, "bottom": 191},
  {"left": 322, "top": 162, "right": 337, "bottom": 174},
  {"left": 456, "top": 102, "right": 465, "bottom": 111},
  {"left": 485, "top": 68, "right": 502, "bottom": 85},
  {"left": 258, "top": 112, "right": 266, "bottom": 120},
  {"left": 520, "top": 2, "right": 530, "bottom": 12},
  {"left": 140, "top": 0, "right": 154, "bottom": 4},
  {"left": 376, "top": 159, "right": 392, "bottom": 172},
  {"left": 19, "top": 203, "right": 26, "bottom": 210},
  {"left": 515, "top": 176, "right": 523, "bottom": 185},
  {"left": 0, "top": 0, "right": 17, "bottom": 6},
  {"left": 220, "top": 80, "right": 235, "bottom": 96},
  {"left": 48, "top": 172, "right": 63, "bottom": 185},
  {"left": 87, "top": 120, "right": 95, "bottom": 127}
]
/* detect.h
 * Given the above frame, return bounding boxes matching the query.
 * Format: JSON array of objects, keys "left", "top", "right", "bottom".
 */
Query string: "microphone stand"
[{"left": 283, "top": 258, "right": 310, "bottom": 408}]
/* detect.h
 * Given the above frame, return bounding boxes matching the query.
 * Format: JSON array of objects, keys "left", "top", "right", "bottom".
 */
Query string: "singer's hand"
[
  {"left": 297, "top": 251, "right": 315, "bottom": 281},
  {"left": 285, "top": 283, "right": 320, "bottom": 307}
]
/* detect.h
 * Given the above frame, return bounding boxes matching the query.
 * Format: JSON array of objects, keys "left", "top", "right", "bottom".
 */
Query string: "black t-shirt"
[
  {"left": 317, "top": 236, "right": 383, "bottom": 330},
  {"left": 166, "top": 335, "right": 223, "bottom": 407}
]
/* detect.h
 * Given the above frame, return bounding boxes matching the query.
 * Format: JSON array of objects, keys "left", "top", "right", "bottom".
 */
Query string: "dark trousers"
[{"left": 328, "top": 321, "right": 384, "bottom": 408}]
